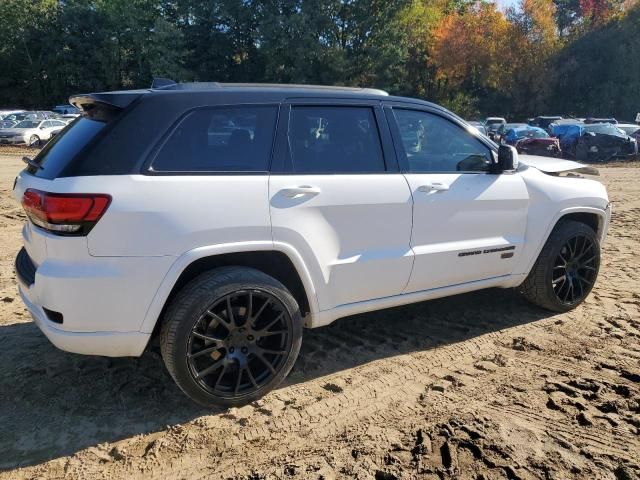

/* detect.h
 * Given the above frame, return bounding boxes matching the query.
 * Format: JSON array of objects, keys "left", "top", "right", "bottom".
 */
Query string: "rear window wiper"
[{"left": 23, "top": 156, "right": 43, "bottom": 170}]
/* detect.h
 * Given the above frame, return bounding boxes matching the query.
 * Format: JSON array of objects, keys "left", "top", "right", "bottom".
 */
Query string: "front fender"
[
  {"left": 518, "top": 205, "right": 610, "bottom": 277},
  {"left": 516, "top": 166, "right": 610, "bottom": 277}
]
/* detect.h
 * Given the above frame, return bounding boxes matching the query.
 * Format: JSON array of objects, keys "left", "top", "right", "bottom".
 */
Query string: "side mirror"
[{"left": 494, "top": 144, "right": 519, "bottom": 173}]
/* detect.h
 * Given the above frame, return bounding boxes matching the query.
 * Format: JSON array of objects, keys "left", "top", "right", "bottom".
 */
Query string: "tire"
[
  {"left": 29, "top": 135, "right": 40, "bottom": 147},
  {"left": 160, "top": 266, "right": 303, "bottom": 408},
  {"left": 520, "top": 220, "right": 600, "bottom": 313}
]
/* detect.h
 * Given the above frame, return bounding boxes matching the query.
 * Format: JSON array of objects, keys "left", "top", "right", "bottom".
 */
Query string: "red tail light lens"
[{"left": 21, "top": 189, "right": 111, "bottom": 235}]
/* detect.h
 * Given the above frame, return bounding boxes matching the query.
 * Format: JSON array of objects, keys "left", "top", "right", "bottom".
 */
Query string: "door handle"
[
  {"left": 418, "top": 182, "right": 449, "bottom": 193},
  {"left": 281, "top": 185, "right": 321, "bottom": 198}
]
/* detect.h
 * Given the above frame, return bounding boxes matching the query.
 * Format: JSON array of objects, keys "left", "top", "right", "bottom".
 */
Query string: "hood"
[{"left": 519, "top": 155, "right": 599, "bottom": 176}]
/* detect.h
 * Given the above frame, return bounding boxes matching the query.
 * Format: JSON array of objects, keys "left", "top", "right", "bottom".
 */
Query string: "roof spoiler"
[
  {"left": 150, "top": 77, "right": 177, "bottom": 89},
  {"left": 69, "top": 91, "right": 144, "bottom": 121}
]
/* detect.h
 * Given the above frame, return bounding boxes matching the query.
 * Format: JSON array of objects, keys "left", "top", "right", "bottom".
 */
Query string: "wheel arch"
[
  {"left": 140, "top": 242, "right": 318, "bottom": 337},
  {"left": 521, "top": 206, "right": 609, "bottom": 276}
]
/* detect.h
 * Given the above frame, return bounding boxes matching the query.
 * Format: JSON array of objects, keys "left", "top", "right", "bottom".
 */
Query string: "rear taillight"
[{"left": 21, "top": 189, "right": 111, "bottom": 235}]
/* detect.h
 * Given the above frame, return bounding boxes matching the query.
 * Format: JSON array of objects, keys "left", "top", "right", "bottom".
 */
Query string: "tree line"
[{"left": 0, "top": 0, "right": 638, "bottom": 120}]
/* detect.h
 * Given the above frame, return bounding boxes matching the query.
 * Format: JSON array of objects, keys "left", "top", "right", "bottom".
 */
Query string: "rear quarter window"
[
  {"left": 151, "top": 106, "right": 278, "bottom": 173},
  {"left": 26, "top": 118, "right": 107, "bottom": 179}
]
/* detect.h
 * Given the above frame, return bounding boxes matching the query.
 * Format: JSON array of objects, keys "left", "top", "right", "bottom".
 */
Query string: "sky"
[{"left": 494, "top": 0, "right": 520, "bottom": 11}]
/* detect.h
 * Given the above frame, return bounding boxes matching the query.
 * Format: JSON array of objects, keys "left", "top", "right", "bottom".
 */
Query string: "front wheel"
[
  {"left": 28, "top": 135, "right": 40, "bottom": 147},
  {"left": 160, "top": 267, "right": 303, "bottom": 407},
  {"left": 520, "top": 220, "right": 600, "bottom": 312}
]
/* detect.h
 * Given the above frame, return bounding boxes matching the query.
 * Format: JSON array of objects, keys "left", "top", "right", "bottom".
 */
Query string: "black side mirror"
[{"left": 493, "top": 144, "right": 519, "bottom": 173}]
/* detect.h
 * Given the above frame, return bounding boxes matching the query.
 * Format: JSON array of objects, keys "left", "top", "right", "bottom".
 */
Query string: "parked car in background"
[
  {"left": 616, "top": 123, "right": 640, "bottom": 142},
  {"left": 585, "top": 117, "right": 617, "bottom": 125},
  {"left": 52, "top": 104, "right": 81, "bottom": 115},
  {"left": 575, "top": 123, "right": 638, "bottom": 161},
  {"left": 0, "top": 118, "right": 67, "bottom": 146},
  {"left": 503, "top": 126, "right": 561, "bottom": 157},
  {"left": 549, "top": 122, "right": 584, "bottom": 157},
  {"left": 484, "top": 117, "right": 506, "bottom": 140},
  {"left": 529, "top": 116, "right": 563, "bottom": 131},
  {"left": 0, "top": 110, "right": 25, "bottom": 120},
  {"left": 496, "top": 123, "right": 528, "bottom": 142},
  {"left": 0, "top": 119, "right": 18, "bottom": 129},
  {"left": 4, "top": 111, "right": 56, "bottom": 123},
  {"left": 467, "top": 121, "right": 488, "bottom": 136}
]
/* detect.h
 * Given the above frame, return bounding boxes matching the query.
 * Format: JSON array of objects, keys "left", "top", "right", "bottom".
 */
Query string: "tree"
[
  {"left": 432, "top": 2, "right": 514, "bottom": 115},
  {"left": 507, "top": 0, "right": 560, "bottom": 116}
]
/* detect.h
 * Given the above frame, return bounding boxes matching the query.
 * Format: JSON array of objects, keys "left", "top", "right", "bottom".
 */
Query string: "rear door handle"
[
  {"left": 418, "top": 182, "right": 449, "bottom": 193},
  {"left": 281, "top": 185, "right": 321, "bottom": 198}
]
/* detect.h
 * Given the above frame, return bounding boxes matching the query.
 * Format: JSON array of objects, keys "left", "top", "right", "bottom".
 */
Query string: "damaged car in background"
[
  {"left": 575, "top": 123, "right": 638, "bottom": 162},
  {"left": 503, "top": 125, "right": 561, "bottom": 157}
]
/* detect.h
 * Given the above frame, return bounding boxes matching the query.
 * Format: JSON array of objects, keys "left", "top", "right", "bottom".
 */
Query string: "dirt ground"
[{"left": 0, "top": 151, "right": 638, "bottom": 480}]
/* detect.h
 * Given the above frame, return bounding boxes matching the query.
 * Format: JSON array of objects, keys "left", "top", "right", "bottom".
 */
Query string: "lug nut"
[
  {"left": 241, "top": 347, "right": 248, "bottom": 354},
  {"left": 247, "top": 335, "right": 254, "bottom": 341},
  {"left": 229, "top": 347, "right": 234, "bottom": 353}
]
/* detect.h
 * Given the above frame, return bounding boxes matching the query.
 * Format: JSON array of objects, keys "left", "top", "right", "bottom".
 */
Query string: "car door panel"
[
  {"left": 385, "top": 104, "right": 529, "bottom": 293},
  {"left": 269, "top": 102, "right": 413, "bottom": 311},
  {"left": 403, "top": 172, "right": 528, "bottom": 293},
  {"left": 270, "top": 175, "right": 413, "bottom": 309}
]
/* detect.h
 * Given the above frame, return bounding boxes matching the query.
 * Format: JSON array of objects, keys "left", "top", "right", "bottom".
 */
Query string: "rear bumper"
[
  {"left": 14, "top": 231, "right": 173, "bottom": 357},
  {"left": 18, "top": 285, "right": 150, "bottom": 357}
]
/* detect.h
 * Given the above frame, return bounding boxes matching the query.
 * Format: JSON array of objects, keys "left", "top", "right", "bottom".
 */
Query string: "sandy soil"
[{"left": 0, "top": 152, "right": 638, "bottom": 480}]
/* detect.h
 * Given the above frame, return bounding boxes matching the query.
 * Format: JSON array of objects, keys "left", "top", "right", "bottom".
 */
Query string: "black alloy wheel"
[
  {"left": 551, "top": 234, "right": 598, "bottom": 305},
  {"left": 161, "top": 267, "right": 303, "bottom": 407},
  {"left": 187, "top": 290, "right": 293, "bottom": 398},
  {"left": 520, "top": 220, "right": 601, "bottom": 312}
]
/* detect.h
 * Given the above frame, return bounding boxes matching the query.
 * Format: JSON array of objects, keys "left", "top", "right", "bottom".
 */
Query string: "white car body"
[
  {"left": 13, "top": 87, "right": 611, "bottom": 360},
  {"left": 0, "top": 119, "right": 67, "bottom": 145},
  {"left": 13, "top": 154, "right": 611, "bottom": 358}
]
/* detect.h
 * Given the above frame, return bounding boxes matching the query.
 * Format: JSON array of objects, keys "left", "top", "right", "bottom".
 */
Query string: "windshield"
[
  {"left": 585, "top": 124, "right": 625, "bottom": 136},
  {"left": 14, "top": 120, "right": 39, "bottom": 129},
  {"left": 514, "top": 128, "right": 549, "bottom": 139},
  {"left": 486, "top": 119, "right": 504, "bottom": 125}
]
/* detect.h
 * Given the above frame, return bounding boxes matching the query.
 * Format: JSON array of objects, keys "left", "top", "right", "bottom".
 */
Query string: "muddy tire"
[
  {"left": 160, "top": 267, "right": 303, "bottom": 408},
  {"left": 520, "top": 220, "right": 600, "bottom": 312}
]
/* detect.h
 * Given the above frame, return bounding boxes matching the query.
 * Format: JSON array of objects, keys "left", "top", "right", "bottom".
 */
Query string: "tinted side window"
[
  {"left": 28, "top": 117, "right": 107, "bottom": 179},
  {"left": 394, "top": 109, "right": 492, "bottom": 173},
  {"left": 288, "top": 106, "right": 385, "bottom": 173},
  {"left": 152, "top": 106, "right": 278, "bottom": 172}
]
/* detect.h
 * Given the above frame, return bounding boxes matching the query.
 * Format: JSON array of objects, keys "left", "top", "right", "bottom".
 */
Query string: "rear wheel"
[
  {"left": 160, "top": 267, "right": 303, "bottom": 407},
  {"left": 520, "top": 220, "right": 600, "bottom": 312}
]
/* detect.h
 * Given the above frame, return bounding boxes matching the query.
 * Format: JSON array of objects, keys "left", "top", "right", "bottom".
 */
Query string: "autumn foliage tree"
[{"left": 432, "top": 2, "right": 515, "bottom": 116}]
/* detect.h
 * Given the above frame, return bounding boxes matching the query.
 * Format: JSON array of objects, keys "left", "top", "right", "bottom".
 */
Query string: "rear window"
[
  {"left": 151, "top": 106, "right": 278, "bottom": 173},
  {"left": 287, "top": 106, "right": 385, "bottom": 173},
  {"left": 27, "top": 117, "right": 107, "bottom": 179}
]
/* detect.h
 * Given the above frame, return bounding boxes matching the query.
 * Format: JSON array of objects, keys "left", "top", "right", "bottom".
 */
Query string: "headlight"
[{"left": 590, "top": 146, "right": 599, "bottom": 152}]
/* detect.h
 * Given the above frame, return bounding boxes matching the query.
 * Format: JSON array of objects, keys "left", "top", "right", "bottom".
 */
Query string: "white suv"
[{"left": 14, "top": 83, "right": 611, "bottom": 407}]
